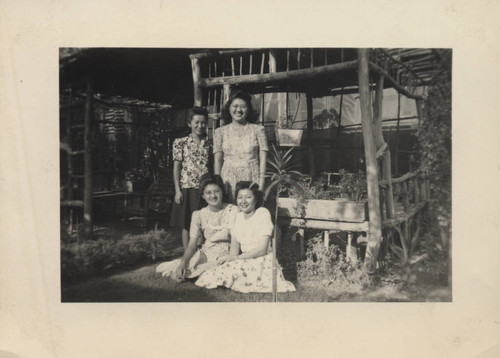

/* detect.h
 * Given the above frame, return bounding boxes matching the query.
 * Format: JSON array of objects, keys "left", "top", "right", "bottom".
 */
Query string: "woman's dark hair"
[
  {"left": 198, "top": 173, "right": 226, "bottom": 207},
  {"left": 234, "top": 181, "right": 264, "bottom": 208},
  {"left": 221, "top": 92, "right": 259, "bottom": 124},
  {"left": 188, "top": 106, "right": 209, "bottom": 123}
]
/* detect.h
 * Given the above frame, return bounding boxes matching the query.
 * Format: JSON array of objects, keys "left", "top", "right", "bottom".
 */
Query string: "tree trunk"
[{"left": 357, "top": 49, "right": 382, "bottom": 273}]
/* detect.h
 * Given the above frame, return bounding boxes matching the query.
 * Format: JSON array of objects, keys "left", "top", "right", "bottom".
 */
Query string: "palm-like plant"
[{"left": 264, "top": 143, "right": 304, "bottom": 302}]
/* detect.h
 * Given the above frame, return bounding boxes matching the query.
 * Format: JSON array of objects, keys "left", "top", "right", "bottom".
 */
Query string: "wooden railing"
[{"left": 379, "top": 171, "right": 430, "bottom": 225}]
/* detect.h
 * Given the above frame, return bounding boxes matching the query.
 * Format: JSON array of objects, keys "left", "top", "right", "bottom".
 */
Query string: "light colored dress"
[
  {"left": 195, "top": 207, "right": 296, "bottom": 293},
  {"left": 156, "top": 204, "right": 237, "bottom": 279},
  {"left": 214, "top": 123, "right": 268, "bottom": 202}
]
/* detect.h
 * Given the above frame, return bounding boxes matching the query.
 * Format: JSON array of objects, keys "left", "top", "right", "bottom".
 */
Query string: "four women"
[{"left": 157, "top": 92, "right": 295, "bottom": 294}]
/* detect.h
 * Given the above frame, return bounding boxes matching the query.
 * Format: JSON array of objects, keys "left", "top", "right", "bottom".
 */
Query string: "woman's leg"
[{"left": 181, "top": 228, "right": 189, "bottom": 250}]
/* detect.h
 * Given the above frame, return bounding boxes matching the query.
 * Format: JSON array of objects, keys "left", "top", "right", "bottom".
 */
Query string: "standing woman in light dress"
[
  {"left": 214, "top": 92, "right": 268, "bottom": 202},
  {"left": 195, "top": 181, "right": 295, "bottom": 293}
]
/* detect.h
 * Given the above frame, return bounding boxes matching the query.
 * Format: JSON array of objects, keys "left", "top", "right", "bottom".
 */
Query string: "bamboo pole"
[
  {"left": 272, "top": 183, "right": 280, "bottom": 302},
  {"left": 269, "top": 50, "right": 277, "bottom": 73},
  {"left": 395, "top": 93, "right": 401, "bottom": 175},
  {"left": 65, "top": 114, "right": 74, "bottom": 234},
  {"left": 373, "top": 74, "right": 395, "bottom": 218},
  {"left": 223, "top": 84, "right": 231, "bottom": 107},
  {"left": 191, "top": 58, "right": 203, "bottom": 106},
  {"left": 357, "top": 49, "right": 383, "bottom": 273},
  {"left": 336, "top": 90, "right": 344, "bottom": 170},
  {"left": 83, "top": 79, "right": 93, "bottom": 238},
  {"left": 306, "top": 93, "right": 316, "bottom": 178}
]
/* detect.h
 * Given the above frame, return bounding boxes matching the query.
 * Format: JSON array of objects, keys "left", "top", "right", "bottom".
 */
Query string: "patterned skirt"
[
  {"left": 156, "top": 242, "right": 230, "bottom": 279},
  {"left": 195, "top": 252, "right": 296, "bottom": 293}
]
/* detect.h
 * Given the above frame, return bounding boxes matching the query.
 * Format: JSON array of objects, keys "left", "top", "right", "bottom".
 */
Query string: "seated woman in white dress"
[
  {"left": 195, "top": 181, "right": 296, "bottom": 293},
  {"left": 156, "top": 174, "right": 237, "bottom": 281}
]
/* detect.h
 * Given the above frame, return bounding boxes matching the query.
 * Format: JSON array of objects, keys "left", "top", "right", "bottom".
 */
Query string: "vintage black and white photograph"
[
  {"left": 59, "top": 48, "right": 452, "bottom": 303},
  {"left": 3, "top": 1, "right": 500, "bottom": 357}
]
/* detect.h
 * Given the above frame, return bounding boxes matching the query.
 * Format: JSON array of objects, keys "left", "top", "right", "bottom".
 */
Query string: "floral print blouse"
[{"left": 172, "top": 134, "right": 211, "bottom": 189}]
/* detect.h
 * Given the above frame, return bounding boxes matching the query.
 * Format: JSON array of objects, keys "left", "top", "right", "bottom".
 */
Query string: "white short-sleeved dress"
[
  {"left": 213, "top": 123, "right": 268, "bottom": 202},
  {"left": 195, "top": 207, "right": 296, "bottom": 293},
  {"left": 156, "top": 204, "right": 237, "bottom": 279}
]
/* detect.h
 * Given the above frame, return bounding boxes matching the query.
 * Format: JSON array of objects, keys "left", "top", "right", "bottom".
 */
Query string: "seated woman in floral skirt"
[
  {"left": 195, "top": 181, "right": 295, "bottom": 293},
  {"left": 156, "top": 174, "right": 237, "bottom": 281}
]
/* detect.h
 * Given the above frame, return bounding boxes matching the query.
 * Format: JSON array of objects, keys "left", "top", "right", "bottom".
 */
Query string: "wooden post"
[
  {"left": 357, "top": 49, "right": 383, "bottom": 273},
  {"left": 269, "top": 50, "right": 277, "bottom": 73},
  {"left": 260, "top": 93, "right": 265, "bottom": 125},
  {"left": 191, "top": 57, "right": 203, "bottom": 106},
  {"left": 373, "top": 74, "right": 395, "bottom": 219},
  {"left": 83, "top": 79, "right": 93, "bottom": 238},
  {"left": 306, "top": 93, "right": 316, "bottom": 178},
  {"left": 223, "top": 84, "right": 231, "bottom": 107},
  {"left": 347, "top": 232, "right": 357, "bottom": 264},
  {"left": 272, "top": 183, "right": 280, "bottom": 302},
  {"left": 394, "top": 93, "right": 401, "bottom": 175},
  {"left": 65, "top": 113, "right": 74, "bottom": 234},
  {"left": 336, "top": 90, "right": 344, "bottom": 170}
]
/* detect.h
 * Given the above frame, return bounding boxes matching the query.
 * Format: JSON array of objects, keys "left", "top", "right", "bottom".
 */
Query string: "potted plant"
[
  {"left": 275, "top": 94, "right": 304, "bottom": 147},
  {"left": 123, "top": 168, "right": 152, "bottom": 193}
]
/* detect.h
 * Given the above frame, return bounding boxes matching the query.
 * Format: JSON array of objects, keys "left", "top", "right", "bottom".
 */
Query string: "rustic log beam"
[
  {"left": 379, "top": 171, "right": 419, "bottom": 186},
  {"left": 198, "top": 60, "right": 359, "bottom": 88},
  {"left": 369, "top": 61, "right": 424, "bottom": 100},
  {"left": 60, "top": 200, "right": 84, "bottom": 208},
  {"left": 358, "top": 49, "right": 383, "bottom": 273},
  {"left": 189, "top": 48, "right": 265, "bottom": 59},
  {"left": 83, "top": 79, "right": 93, "bottom": 238},
  {"left": 279, "top": 218, "right": 369, "bottom": 232}
]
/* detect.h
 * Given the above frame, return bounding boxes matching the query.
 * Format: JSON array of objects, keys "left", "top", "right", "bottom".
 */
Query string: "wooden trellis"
[{"left": 189, "top": 48, "right": 439, "bottom": 271}]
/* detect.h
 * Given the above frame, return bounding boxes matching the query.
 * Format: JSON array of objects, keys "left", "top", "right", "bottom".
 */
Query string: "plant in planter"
[
  {"left": 275, "top": 93, "right": 304, "bottom": 146},
  {"left": 281, "top": 169, "right": 369, "bottom": 223},
  {"left": 123, "top": 168, "right": 153, "bottom": 192}
]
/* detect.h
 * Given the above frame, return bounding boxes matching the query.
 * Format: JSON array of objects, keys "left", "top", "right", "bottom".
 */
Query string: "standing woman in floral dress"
[
  {"left": 214, "top": 92, "right": 268, "bottom": 202},
  {"left": 170, "top": 107, "right": 212, "bottom": 250}
]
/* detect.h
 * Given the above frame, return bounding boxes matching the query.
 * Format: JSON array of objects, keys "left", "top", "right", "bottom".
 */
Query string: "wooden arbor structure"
[{"left": 189, "top": 48, "right": 441, "bottom": 271}]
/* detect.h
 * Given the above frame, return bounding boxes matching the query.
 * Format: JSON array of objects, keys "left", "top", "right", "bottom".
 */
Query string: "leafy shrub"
[
  {"left": 297, "top": 235, "right": 371, "bottom": 292},
  {"left": 61, "top": 228, "right": 172, "bottom": 284}
]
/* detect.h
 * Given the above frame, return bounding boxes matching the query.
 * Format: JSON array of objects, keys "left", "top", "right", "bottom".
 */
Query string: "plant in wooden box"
[
  {"left": 264, "top": 144, "right": 304, "bottom": 302},
  {"left": 280, "top": 169, "right": 369, "bottom": 225}
]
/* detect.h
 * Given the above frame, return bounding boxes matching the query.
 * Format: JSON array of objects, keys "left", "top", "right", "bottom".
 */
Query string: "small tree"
[{"left": 264, "top": 144, "right": 304, "bottom": 302}]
